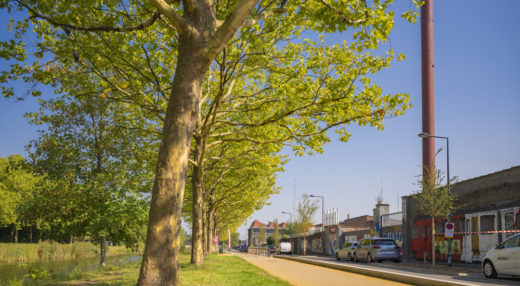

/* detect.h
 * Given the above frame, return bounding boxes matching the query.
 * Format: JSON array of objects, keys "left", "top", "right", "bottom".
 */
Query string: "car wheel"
[
  {"left": 367, "top": 253, "right": 373, "bottom": 263},
  {"left": 348, "top": 253, "right": 352, "bottom": 261},
  {"left": 483, "top": 260, "right": 497, "bottom": 278},
  {"left": 336, "top": 253, "right": 340, "bottom": 261},
  {"left": 393, "top": 258, "right": 401, "bottom": 263},
  {"left": 353, "top": 253, "right": 358, "bottom": 262}
]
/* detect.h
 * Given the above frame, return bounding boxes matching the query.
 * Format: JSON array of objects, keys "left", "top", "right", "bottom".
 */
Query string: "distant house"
[
  {"left": 339, "top": 215, "right": 374, "bottom": 242},
  {"left": 248, "top": 220, "right": 287, "bottom": 246}
]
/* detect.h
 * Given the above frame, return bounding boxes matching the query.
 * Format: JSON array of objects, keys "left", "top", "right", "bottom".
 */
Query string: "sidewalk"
[
  {"left": 307, "top": 255, "right": 482, "bottom": 277},
  {"left": 231, "top": 252, "right": 408, "bottom": 286}
]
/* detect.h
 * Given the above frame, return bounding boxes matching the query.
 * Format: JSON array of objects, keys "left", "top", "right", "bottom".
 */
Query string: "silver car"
[
  {"left": 482, "top": 233, "right": 520, "bottom": 278},
  {"left": 353, "top": 237, "right": 401, "bottom": 263},
  {"left": 335, "top": 241, "right": 359, "bottom": 261}
]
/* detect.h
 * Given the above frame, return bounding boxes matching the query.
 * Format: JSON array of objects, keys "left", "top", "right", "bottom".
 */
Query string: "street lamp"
[
  {"left": 417, "top": 132, "right": 452, "bottom": 266},
  {"left": 309, "top": 195, "right": 324, "bottom": 231},
  {"left": 282, "top": 211, "right": 292, "bottom": 224},
  {"left": 418, "top": 132, "right": 450, "bottom": 193}
]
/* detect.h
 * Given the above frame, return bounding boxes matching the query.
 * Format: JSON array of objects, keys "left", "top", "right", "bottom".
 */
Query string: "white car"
[
  {"left": 482, "top": 233, "right": 520, "bottom": 278},
  {"left": 335, "top": 241, "right": 359, "bottom": 261},
  {"left": 280, "top": 242, "right": 292, "bottom": 254}
]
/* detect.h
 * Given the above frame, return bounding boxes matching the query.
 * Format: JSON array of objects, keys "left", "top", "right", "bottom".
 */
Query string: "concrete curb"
[{"left": 273, "top": 255, "right": 476, "bottom": 286}]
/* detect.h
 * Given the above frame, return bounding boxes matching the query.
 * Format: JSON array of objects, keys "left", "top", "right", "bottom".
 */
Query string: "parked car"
[
  {"left": 240, "top": 244, "right": 248, "bottom": 252},
  {"left": 280, "top": 241, "right": 292, "bottom": 254},
  {"left": 482, "top": 233, "right": 520, "bottom": 278},
  {"left": 335, "top": 241, "right": 359, "bottom": 261},
  {"left": 353, "top": 237, "right": 401, "bottom": 263}
]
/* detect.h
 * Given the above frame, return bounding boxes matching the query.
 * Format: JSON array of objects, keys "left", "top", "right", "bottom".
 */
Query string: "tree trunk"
[
  {"left": 202, "top": 207, "right": 208, "bottom": 257},
  {"left": 12, "top": 224, "right": 18, "bottom": 243},
  {"left": 100, "top": 236, "right": 107, "bottom": 267},
  {"left": 209, "top": 209, "right": 216, "bottom": 252},
  {"left": 431, "top": 217, "right": 435, "bottom": 267},
  {"left": 191, "top": 135, "right": 205, "bottom": 265},
  {"left": 137, "top": 35, "right": 210, "bottom": 285}
]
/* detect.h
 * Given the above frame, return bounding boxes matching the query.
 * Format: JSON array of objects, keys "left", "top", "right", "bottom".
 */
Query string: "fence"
[
  {"left": 381, "top": 212, "right": 402, "bottom": 227},
  {"left": 247, "top": 247, "right": 270, "bottom": 257}
]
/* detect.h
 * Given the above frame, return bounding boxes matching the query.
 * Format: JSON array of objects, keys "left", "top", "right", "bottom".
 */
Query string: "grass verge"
[
  {"left": 3, "top": 253, "right": 290, "bottom": 285},
  {"left": 0, "top": 242, "right": 137, "bottom": 264}
]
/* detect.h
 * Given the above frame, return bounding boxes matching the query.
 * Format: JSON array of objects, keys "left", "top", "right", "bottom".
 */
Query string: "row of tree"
[{"left": 1, "top": 0, "right": 422, "bottom": 284}]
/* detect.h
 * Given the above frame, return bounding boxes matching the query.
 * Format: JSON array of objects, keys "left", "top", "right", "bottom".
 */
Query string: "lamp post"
[
  {"left": 418, "top": 132, "right": 452, "bottom": 266},
  {"left": 282, "top": 211, "right": 292, "bottom": 225},
  {"left": 310, "top": 195, "right": 324, "bottom": 231}
]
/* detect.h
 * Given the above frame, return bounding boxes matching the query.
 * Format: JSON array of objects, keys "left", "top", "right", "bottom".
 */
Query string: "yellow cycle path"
[{"left": 232, "top": 252, "right": 409, "bottom": 286}]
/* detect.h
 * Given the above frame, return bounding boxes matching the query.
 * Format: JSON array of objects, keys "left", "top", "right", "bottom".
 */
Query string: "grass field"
[
  {"left": 3, "top": 253, "right": 290, "bottom": 285},
  {"left": 0, "top": 242, "right": 136, "bottom": 264}
]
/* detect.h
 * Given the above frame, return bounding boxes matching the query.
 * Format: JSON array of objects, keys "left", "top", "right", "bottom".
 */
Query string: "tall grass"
[{"left": 0, "top": 242, "right": 135, "bottom": 263}]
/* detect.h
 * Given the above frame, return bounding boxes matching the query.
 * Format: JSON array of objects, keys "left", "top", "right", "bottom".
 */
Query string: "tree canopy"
[{"left": 0, "top": 0, "right": 421, "bottom": 284}]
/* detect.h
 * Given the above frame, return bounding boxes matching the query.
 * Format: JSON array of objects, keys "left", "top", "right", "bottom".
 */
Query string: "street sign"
[
  {"left": 329, "top": 225, "right": 338, "bottom": 235},
  {"left": 445, "top": 222, "right": 454, "bottom": 238}
]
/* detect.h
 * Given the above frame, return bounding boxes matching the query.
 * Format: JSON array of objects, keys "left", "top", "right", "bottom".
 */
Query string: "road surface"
[{"left": 232, "top": 252, "right": 409, "bottom": 286}]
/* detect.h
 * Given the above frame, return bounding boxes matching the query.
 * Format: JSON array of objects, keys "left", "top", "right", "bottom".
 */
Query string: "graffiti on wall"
[{"left": 309, "top": 237, "right": 323, "bottom": 254}]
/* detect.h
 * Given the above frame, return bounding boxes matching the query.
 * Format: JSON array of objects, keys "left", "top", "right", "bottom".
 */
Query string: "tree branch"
[
  {"left": 23, "top": 1, "right": 161, "bottom": 33},
  {"left": 318, "top": 0, "right": 367, "bottom": 25},
  {"left": 205, "top": 0, "right": 260, "bottom": 60},
  {"left": 149, "top": 0, "right": 189, "bottom": 33}
]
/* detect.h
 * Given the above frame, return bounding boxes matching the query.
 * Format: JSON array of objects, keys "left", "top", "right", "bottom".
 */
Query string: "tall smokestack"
[{"left": 421, "top": 0, "right": 435, "bottom": 182}]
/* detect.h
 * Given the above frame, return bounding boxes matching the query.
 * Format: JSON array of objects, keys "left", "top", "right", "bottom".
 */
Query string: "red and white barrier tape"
[{"left": 452, "top": 230, "right": 520, "bottom": 235}]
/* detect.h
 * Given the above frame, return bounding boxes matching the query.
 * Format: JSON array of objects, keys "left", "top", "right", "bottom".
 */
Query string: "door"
[
  {"left": 471, "top": 217, "right": 479, "bottom": 259},
  {"left": 359, "top": 239, "right": 368, "bottom": 260}
]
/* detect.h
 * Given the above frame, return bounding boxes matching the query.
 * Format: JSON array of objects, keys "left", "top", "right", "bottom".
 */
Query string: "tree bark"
[
  {"left": 12, "top": 224, "right": 18, "bottom": 243},
  {"left": 138, "top": 0, "right": 259, "bottom": 283},
  {"left": 191, "top": 135, "right": 205, "bottom": 265},
  {"left": 202, "top": 206, "right": 208, "bottom": 257},
  {"left": 431, "top": 217, "right": 435, "bottom": 267},
  {"left": 137, "top": 33, "right": 210, "bottom": 285},
  {"left": 208, "top": 208, "right": 216, "bottom": 252},
  {"left": 100, "top": 236, "right": 107, "bottom": 267}
]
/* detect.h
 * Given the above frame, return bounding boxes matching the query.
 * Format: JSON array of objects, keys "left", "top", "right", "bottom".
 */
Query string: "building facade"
[
  {"left": 402, "top": 166, "right": 520, "bottom": 262},
  {"left": 247, "top": 220, "right": 287, "bottom": 246}
]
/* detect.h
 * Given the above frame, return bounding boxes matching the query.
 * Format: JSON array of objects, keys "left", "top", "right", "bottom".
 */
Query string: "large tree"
[
  {"left": 27, "top": 91, "right": 152, "bottom": 266},
  {"left": 0, "top": 0, "right": 421, "bottom": 284}
]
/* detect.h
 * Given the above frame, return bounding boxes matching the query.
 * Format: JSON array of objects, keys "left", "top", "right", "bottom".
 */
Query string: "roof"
[
  {"left": 249, "top": 220, "right": 288, "bottom": 229},
  {"left": 339, "top": 215, "right": 373, "bottom": 228},
  {"left": 250, "top": 220, "right": 266, "bottom": 228}
]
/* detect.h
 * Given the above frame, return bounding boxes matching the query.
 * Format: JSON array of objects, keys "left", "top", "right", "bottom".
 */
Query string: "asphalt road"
[
  {"left": 232, "top": 252, "right": 409, "bottom": 286},
  {"left": 278, "top": 254, "right": 520, "bottom": 286}
]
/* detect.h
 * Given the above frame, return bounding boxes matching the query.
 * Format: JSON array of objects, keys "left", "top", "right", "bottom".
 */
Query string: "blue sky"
[
  {"left": 237, "top": 0, "right": 520, "bottom": 238},
  {"left": 1, "top": 1, "right": 519, "bottom": 240}
]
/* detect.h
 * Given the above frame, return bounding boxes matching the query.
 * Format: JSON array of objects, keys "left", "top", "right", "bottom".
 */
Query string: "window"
[
  {"left": 375, "top": 240, "right": 396, "bottom": 246},
  {"left": 504, "top": 213, "right": 514, "bottom": 230},
  {"left": 436, "top": 221, "right": 444, "bottom": 234},
  {"left": 456, "top": 218, "right": 465, "bottom": 233},
  {"left": 503, "top": 236, "right": 520, "bottom": 249},
  {"left": 480, "top": 215, "right": 495, "bottom": 233},
  {"left": 412, "top": 226, "right": 420, "bottom": 238}
]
